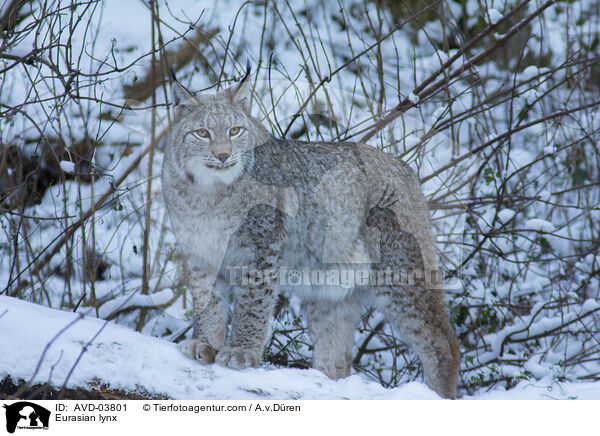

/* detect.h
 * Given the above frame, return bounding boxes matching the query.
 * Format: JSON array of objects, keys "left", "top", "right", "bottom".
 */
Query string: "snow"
[
  {"left": 539, "top": 190, "right": 551, "bottom": 201},
  {"left": 524, "top": 218, "right": 556, "bottom": 233},
  {"left": 497, "top": 209, "right": 516, "bottom": 224},
  {"left": 97, "top": 289, "right": 174, "bottom": 319},
  {"left": 2, "top": 296, "right": 598, "bottom": 399},
  {"left": 59, "top": 161, "right": 75, "bottom": 173},
  {"left": 0, "top": 296, "right": 439, "bottom": 399},
  {"left": 522, "top": 65, "right": 540, "bottom": 79},
  {"left": 582, "top": 298, "right": 600, "bottom": 312},
  {"left": 487, "top": 9, "right": 503, "bottom": 25},
  {"left": 466, "top": 376, "right": 600, "bottom": 400}
]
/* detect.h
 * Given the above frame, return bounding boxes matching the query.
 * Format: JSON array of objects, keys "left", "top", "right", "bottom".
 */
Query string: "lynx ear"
[
  {"left": 171, "top": 75, "right": 194, "bottom": 106},
  {"left": 170, "top": 69, "right": 198, "bottom": 118},
  {"left": 230, "top": 62, "right": 252, "bottom": 111},
  {"left": 172, "top": 80, "right": 194, "bottom": 106}
]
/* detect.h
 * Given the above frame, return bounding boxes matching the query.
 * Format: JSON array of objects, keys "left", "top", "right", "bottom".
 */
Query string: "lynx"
[{"left": 161, "top": 67, "right": 460, "bottom": 399}]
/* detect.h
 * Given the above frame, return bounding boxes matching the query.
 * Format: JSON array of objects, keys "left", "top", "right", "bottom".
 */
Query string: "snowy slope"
[
  {"left": 0, "top": 296, "right": 438, "bottom": 399},
  {"left": 1, "top": 296, "right": 599, "bottom": 400}
]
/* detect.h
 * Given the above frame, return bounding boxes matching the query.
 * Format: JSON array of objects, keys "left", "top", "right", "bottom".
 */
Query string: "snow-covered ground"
[{"left": 1, "top": 295, "right": 599, "bottom": 400}]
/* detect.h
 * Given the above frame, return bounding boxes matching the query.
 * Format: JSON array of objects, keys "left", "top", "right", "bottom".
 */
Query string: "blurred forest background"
[{"left": 0, "top": 0, "right": 599, "bottom": 397}]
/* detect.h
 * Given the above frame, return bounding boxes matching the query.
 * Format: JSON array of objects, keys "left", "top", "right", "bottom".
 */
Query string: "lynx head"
[{"left": 167, "top": 67, "right": 269, "bottom": 187}]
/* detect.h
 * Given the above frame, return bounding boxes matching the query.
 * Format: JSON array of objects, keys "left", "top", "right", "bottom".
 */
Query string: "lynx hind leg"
[
  {"left": 179, "top": 269, "right": 227, "bottom": 363},
  {"left": 215, "top": 204, "right": 285, "bottom": 370},
  {"left": 367, "top": 195, "right": 459, "bottom": 398},
  {"left": 374, "top": 287, "right": 459, "bottom": 399},
  {"left": 303, "top": 295, "right": 363, "bottom": 380}
]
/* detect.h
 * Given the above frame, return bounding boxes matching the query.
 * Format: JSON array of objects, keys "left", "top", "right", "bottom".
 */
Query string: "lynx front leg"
[
  {"left": 216, "top": 283, "right": 278, "bottom": 369},
  {"left": 215, "top": 204, "right": 285, "bottom": 369},
  {"left": 178, "top": 264, "right": 226, "bottom": 363},
  {"left": 303, "top": 295, "right": 362, "bottom": 379}
]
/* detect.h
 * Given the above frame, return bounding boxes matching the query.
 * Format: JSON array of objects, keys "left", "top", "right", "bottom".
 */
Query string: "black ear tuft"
[
  {"left": 170, "top": 68, "right": 194, "bottom": 106},
  {"left": 169, "top": 67, "right": 178, "bottom": 83},
  {"left": 244, "top": 60, "right": 252, "bottom": 81},
  {"left": 231, "top": 61, "right": 252, "bottom": 110}
]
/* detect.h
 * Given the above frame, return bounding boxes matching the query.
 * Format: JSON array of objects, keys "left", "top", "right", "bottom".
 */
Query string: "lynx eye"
[
  {"left": 192, "top": 128, "right": 210, "bottom": 139},
  {"left": 229, "top": 126, "right": 244, "bottom": 137}
]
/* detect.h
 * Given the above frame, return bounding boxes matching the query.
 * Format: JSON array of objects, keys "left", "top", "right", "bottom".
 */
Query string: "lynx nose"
[{"left": 215, "top": 152, "right": 230, "bottom": 163}]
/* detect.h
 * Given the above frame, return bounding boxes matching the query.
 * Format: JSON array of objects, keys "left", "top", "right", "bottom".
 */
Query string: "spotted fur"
[{"left": 162, "top": 70, "right": 460, "bottom": 398}]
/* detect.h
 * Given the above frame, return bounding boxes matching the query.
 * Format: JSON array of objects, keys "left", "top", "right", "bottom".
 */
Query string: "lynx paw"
[
  {"left": 314, "top": 353, "right": 352, "bottom": 380},
  {"left": 178, "top": 339, "right": 218, "bottom": 363},
  {"left": 315, "top": 362, "right": 351, "bottom": 380},
  {"left": 215, "top": 346, "right": 261, "bottom": 369}
]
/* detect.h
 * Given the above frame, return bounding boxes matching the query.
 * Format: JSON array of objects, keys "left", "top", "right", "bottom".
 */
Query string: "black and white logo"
[{"left": 3, "top": 402, "right": 50, "bottom": 433}]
